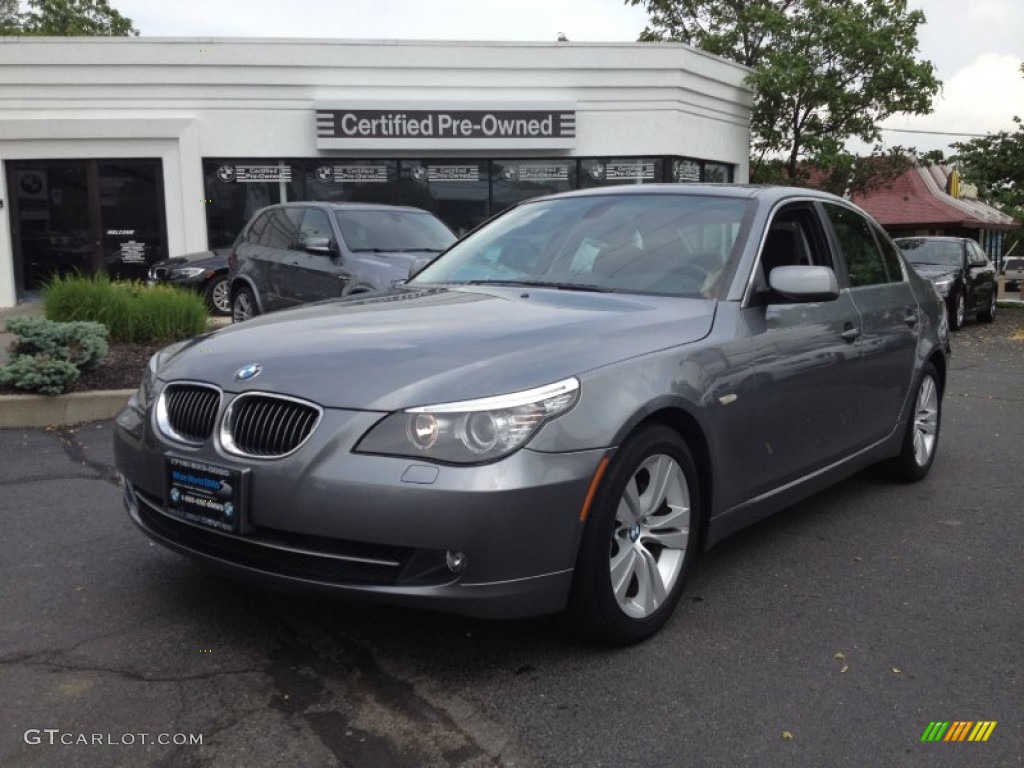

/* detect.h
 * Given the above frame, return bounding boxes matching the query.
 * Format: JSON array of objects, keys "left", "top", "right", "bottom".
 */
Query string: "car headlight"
[
  {"left": 932, "top": 277, "right": 953, "bottom": 296},
  {"left": 170, "top": 267, "right": 211, "bottom": 279},
  {"left": 135, "top": 353, "right": 162, "bottom": 410},
  {"left": 356, "top": 377, "right": 580, "bottom": 464}
]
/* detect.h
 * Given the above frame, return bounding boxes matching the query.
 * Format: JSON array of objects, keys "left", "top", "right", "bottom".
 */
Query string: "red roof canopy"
[{"left": 852, "top": 165, "right": 1017, "bottom": 230}]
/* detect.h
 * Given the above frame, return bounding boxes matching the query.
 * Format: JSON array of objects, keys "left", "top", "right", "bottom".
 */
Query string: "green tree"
[
  {"left": 626, "top": 0, "right": 939, "bottom": 185},
  {"left": 4, "top": 0, "right": 137, "bottom": 36},
  {"left": 0, "top": 0, "right": 23, "bottom": 33}
]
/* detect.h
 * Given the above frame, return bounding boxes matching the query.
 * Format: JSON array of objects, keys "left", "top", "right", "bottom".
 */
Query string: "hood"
[
  {"left": 152, "top": 248, "right": 230, "bottom": 269},
  {"left": 157, "top": 287, "right": 716, "bottom": 410},
  {"left": 910, "top": 264, "right": 958, "bottom": 281}
]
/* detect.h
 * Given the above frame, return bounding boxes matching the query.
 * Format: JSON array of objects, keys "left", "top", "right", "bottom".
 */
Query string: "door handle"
[
  {"left": 840, "top": 323, "right": 860, "bottom": 343},
  {"left": 904, "top": 308, "right": 919, "bottom": 326}
]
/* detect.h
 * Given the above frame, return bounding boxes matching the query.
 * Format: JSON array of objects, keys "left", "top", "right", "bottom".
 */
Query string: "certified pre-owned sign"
[{"left": 315, "top": 102, "right": 576, "bottom": 150}]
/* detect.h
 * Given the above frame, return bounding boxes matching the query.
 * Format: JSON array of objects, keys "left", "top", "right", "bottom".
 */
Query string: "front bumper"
[{"left": 114, "top": 402, "right": 604, "bottom": 619}]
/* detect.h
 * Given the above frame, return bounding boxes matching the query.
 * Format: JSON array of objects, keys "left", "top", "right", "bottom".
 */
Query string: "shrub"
[
  {"left": 0, "top": 355, "right": 79, "bottom": 395},
  {"left": 5, "top": 316, "right": 109, "bottom": 371},
  {"left": 44, "top": 274, "right": 207, "bottom": 343}
]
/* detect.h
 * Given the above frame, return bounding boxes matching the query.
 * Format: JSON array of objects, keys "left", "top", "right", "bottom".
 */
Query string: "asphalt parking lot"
[{"left": 1, "top": 309, "right": 1021, "bottom": 768}]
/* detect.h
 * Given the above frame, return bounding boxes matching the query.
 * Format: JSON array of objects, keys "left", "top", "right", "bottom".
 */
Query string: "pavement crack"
[
  {"left": 56, "top": 425, "right": 121, "bottom": 486},
  {"left": 9, "top": 657, "right": 265, "bottom": 683}
]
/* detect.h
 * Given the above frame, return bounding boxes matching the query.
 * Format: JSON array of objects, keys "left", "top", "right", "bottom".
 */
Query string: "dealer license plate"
[{"left": 165, "top": 456, "right": 246, "bottom": 534}]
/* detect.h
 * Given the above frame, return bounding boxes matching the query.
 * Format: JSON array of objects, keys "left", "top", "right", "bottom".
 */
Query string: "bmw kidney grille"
[
  {"left": 159, "top": 383, "right": 221, "bottom": 443},
  {"left": 220, "top": 393, "right": 322, "bottom": 458},
  {"left": 158, "top": 385, "right": 321, "bottom": 457}
]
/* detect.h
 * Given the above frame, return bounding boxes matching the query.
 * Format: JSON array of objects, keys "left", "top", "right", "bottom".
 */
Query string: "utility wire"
[{"left": 879, "top": 126, "right": 995, "bottom": 138}]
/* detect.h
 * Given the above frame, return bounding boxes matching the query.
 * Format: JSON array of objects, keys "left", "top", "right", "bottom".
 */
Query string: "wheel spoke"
[
  {"left": 635, "top": 545, "right": 668, "bottom": 613},
  {"left": 645, "top": 456, "right": 675, "bottom": 515},
  {"left": 913, "top": 376, "right": 938, "bottom": 465},
  {"left": 644, "top": 504, "right": 689, "bottom": 548},
  {"left": 619, "top": 477, "right": 643, "bottom": 524},
  {"left": 610, "top": 546, "right": 639, "bottom": 602}
]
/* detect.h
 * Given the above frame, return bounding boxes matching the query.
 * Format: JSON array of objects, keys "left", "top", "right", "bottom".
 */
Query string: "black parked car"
[
  {"left": 148, "top": 248, "right": 232, "bottom": 315},
  {"left": 228, "top": 202, "right": 456, "bottom": 322},
  {"left": 894, "top": 236, "right": 997, "bottom": 330}
]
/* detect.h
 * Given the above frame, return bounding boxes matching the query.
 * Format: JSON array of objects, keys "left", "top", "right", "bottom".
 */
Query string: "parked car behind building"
[
  {"left": 148, "top": 248, "right": 232, "bottom": 315},
  {"left": 115, "top": 185, "right": 950, "bottom": 645},
  {"left": 228, "top": 202, "right": 456, "bottom": 322},
  {"left": 894, "top": 236, "right": 997, "bottom": 330}
]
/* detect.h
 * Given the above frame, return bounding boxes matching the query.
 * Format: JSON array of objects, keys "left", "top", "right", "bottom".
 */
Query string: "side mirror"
[
  {"left": 767, "top": 265, "right": 839, "bottom": 303},
  {"left": 303, "top": 237, "right": 332, "bottom": 255}
]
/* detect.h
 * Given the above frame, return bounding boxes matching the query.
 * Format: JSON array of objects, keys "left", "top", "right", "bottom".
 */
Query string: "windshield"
[
  {"left": 410, "top": 194, "right": 753, "bottom": 298},
  {"left": 334, "top": 209, "right": 456, "bottom": 252},
  {"left": 896, "top": 239, "right": 963, "bottom": 268}
]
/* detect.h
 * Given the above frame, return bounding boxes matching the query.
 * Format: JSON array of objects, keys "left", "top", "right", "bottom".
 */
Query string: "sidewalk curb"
[{"left": 0, "top": 389, "right": 133, "bottom": 429}]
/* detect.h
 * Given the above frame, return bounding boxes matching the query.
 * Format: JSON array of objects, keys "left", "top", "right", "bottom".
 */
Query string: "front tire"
[
  {"left": 231, "top": 285, "right": 259, "bottom": 323},
  {"left": 887, "top": 362, "right": 941, "bottom": 481},
  {"left": 567, "top": 425, "right": 700, "bottom": 645},
  {"left": 948, "top": 291, "right": 965, "bottom": 331},
  {"left": 204, "top": 275, "right": 231, "bottom": 315}
]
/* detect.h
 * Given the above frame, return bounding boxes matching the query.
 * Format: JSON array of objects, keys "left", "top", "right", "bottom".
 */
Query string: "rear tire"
[
  {"left": 978, "top": 290, "right": 996, "bottom": 323},
  {"left": 887, "top": 362, "right": 941, "bottom": 482},
  {"left": 567, "top": 425, "right": 700, "bottom": 645}
]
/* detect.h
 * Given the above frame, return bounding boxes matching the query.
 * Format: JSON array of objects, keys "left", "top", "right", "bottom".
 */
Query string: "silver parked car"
[
  {"left": 114, "top": 185, "right": 950, "bottom": 644},
  {"left": 228, "top": 201, "right": 456, "bottom": 322}
]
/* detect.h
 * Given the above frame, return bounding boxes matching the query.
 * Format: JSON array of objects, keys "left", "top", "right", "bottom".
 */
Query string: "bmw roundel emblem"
[{"left": 235, "top": 363, "right": 262, "bottom": 382}]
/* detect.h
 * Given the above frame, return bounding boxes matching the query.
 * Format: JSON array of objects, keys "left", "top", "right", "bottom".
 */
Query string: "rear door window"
[
  {"left": 259, "top": 207, "right": 300, "bottom": 250},
  {"left": 823, "top": 204, "right": 897, "bottom": 286}
]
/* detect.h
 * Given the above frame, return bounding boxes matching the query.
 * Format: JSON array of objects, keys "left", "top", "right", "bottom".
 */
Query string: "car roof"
[
  {"left": 525, "top": 183, "right": 849, "bottom": 206},
  {"left": 274, "top": 201, "right": 433, "bottom": 214}
]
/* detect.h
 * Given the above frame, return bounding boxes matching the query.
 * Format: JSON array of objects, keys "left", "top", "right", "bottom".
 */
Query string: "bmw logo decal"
[{"left": 235, "top": 363, "right": 263, "bottom": 382}]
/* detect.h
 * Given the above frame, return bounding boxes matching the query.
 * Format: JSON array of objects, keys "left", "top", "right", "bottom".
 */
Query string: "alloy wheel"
[
  {"left": 609, "top": 453, "right": 691, "bottom": 619},
  {"left": 210, "top": 278, "right": 231, "bottom": 314},
  {"left": 232, "top": 290, "right": 254, "bottom": 322},
  {"left": 912, "top": 374, "right": 939, "bottom": 467}
]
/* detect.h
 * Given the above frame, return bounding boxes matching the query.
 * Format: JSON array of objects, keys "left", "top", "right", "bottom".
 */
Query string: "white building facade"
[{"left": 0, "top": 37, "right": 752, "bottom": 307}]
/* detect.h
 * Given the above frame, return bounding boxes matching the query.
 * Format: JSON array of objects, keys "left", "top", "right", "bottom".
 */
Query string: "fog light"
[{"left": 445, "top": 550, "right": 467, "bottom": 574}]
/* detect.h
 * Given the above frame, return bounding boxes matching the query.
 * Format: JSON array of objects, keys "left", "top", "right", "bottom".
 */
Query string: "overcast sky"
[{"left": 114, "top": 0, "right": 1024, "bottom": 156}]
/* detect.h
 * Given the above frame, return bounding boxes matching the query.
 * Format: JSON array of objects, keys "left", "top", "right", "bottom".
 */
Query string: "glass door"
[{"left": 6, "top": 159, "right": 167, "bottom": 295}]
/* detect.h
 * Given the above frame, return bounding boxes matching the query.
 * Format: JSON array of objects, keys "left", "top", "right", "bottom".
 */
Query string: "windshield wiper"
[
  {"left": 352, "top": 247, "right": 442, "bottom": 253},
  {"left": 464, "top": 279, "right": 614, "bottom": 293}
]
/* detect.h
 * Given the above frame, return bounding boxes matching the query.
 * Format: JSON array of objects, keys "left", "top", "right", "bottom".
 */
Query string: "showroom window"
[
  {"left": 203, "top": 160, "right": 301, "bottom": 248},
  {"left": 305, "top": 160, "right": 398, "bottom": 206},
  {"left": 399, "top": 161, "right": 489, "bottom": 237},
  {"left": 491, "top": 159, "right": 577, "bottom": 213},
  {"left": 580, "top": 158, "right": 664, "bottom": 189},
  {"left": 203, "top": 156, "right": 732, "bottom": 253}
]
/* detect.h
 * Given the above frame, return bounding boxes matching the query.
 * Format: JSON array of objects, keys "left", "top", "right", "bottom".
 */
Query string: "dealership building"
[{"left": 0, "top": 37, "right": 752, "bottom": 307}]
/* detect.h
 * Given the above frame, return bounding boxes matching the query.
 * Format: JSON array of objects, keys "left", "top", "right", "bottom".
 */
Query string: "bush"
[
  {"left": 44, "top": 274, "right": 208, "bottom": 343},
  {"left": 0, "top": 354, "right": 79, "bottom": 395},
  {"left": 5, "top": 316, "right": 109, "bottom": 371}
]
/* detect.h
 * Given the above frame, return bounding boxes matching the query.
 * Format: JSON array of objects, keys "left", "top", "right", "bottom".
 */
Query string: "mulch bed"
[{"left": 0, "top": 342, "right": 163, "bottom": 395}]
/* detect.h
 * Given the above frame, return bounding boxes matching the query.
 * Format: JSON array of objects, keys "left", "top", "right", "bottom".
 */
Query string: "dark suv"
[
  {"left": 895, "top": 236, "right": 997, "bottom": 330},
  {"left": 228, "top": 202, "right": 456, "bottom": 321}
]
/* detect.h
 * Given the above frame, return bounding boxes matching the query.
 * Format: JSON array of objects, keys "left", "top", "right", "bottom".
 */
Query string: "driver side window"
[{"left": 759, "top": 204, "right": 830, "bottom": 283}]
